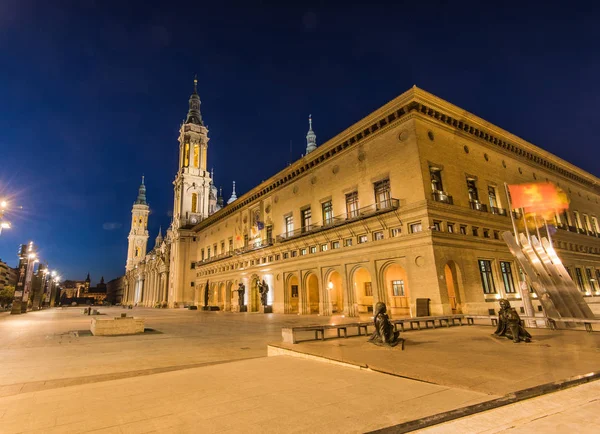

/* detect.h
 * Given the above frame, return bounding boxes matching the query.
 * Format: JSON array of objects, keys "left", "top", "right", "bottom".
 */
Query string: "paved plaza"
[{"left": 0, "top": 307, "right": 599, "bottom": 433}]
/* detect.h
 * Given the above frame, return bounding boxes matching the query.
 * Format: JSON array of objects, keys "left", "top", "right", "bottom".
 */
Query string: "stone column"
[{"left": 343, "top": 268, "right": 358, "bottom": 317}]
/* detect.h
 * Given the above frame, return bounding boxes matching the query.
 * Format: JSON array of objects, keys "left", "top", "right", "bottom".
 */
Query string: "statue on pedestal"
[
  {"left": 368, "top": 302, "right": 404, "bottom": 348},
  {"left": 494, "top": 299, "right": 532, "bottom": 343},
  {"left": 259, "top": 280, "right": 269, "bottom": 307},
  {"left": 236, "top": 283, "right": 246, "bottom": 307}
]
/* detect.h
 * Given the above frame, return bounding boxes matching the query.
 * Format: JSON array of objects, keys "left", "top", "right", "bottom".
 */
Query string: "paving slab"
[
  {"left": 270, "top": 325, "right": 600, "bottom": 395},
  {"left": 0, "top": 356, "right": 491, "bottom": 434}
]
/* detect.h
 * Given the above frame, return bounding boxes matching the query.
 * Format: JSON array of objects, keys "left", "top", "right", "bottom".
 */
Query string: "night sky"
[{"left": 0, "top": 1, "right": 598, "bottom": 283}]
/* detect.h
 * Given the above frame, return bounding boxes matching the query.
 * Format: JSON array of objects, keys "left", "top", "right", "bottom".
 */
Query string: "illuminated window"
[
  {"left": 478, "top": 260, "right": 496, "bottom": 294},
  {"left": 391, "top": 227, "right": 401, "bottom": 237},
  {"left": 346, "top": 191, "right": 359, "bottom": 218},
  {"left": 364, "top": 282, "right": 373, "bottom": 296},
  {"left": 193, "top": 145, "right": 199, "bottom": 168},
  {"left": 392, "top": 280, "right": 405, "bottom": 296},
  {"left": 500, "top": 261, "right": 516, "bottom": 293},
  {"left": 409, "top": 222, "right": 422, "bottom": 233},
  {"left": 358, "top": 235, "right": 368, "bottom": 244},
  {"left": 191, "top": 193, "right": 198, "bottom": 213},
  {"left": 184, "top": 143, "right": 190, "bottom": 166}
]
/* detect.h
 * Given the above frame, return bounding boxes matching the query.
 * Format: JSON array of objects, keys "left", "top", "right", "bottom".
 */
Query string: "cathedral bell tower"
[
  {"left": 126, "top": 177, "right": 150, "bottom": 272},
  {"left": 173, "top": 78, "right": 213, "bottom": 228}
]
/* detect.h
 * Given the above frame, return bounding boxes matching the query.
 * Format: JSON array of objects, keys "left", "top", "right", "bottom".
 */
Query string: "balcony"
[
  {"left": 276, "top": 198, "right": 400, "bottom": 243},
  {"left": 469, "top": 201, "right": 488, "bottom": 212},
  {"left": 512, "top": 210, "right": 522, "bottom": 219},
  {"left": 490, "top": 206, "right": 507, "bottom": 216},
  {"left": 431, "top": 191, "right": 453, "bottom": 204},
  {"left": 197, "top": 238, "right": 274, "bottom": 267}
]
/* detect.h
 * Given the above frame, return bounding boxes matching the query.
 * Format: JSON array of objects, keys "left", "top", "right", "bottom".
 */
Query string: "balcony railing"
[
  {"left": 431, "top": 191, "right": 453, "bottom": 204},
  {"left": 469, "top": 201, "right": 488, "bottom": 212},
  {"left": 197, "top": 238, "right": 274, "bottom": 266},
  {"left": 276, "top": 198, "right": 400, "bottom": 242},
  {"left": 490, "top": 206, "right": 507, "bottom": 216},
  {"left": 512, "top": 210, "right": 522, "bottom": 219}
]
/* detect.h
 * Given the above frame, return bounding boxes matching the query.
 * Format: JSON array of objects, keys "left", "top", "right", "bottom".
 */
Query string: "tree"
[{"left": 0, "top": 285, "right": 15, "bottom": 308}]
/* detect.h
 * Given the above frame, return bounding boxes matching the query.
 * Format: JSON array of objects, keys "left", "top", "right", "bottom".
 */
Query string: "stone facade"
[{"left": 123, "top": 85, "right": 600, "bottom": 316}]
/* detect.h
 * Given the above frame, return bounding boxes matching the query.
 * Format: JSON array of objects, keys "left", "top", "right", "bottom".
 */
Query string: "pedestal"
[
  {"left": 202, "top": 306, "right": 220, "bottom": 311},
  {"left": 260, "top": 305, "right": 273, "bottom": 313},
  {"left": 239, "top": 305, "right": 248, "bottom": 312}
]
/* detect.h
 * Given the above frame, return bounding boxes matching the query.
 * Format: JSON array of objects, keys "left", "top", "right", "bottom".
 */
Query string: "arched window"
[
  {"left": 135, "top": 247, "right": 140, "bottom": 257},
  {"left": 184, "top": 143, "right": 190, "bottom": 166},
  {"left": 193, "top": 145, "right": 199, "bottom": 168},
  {"left": 191, "top": 193, "right": 198, "bottom": 213}
]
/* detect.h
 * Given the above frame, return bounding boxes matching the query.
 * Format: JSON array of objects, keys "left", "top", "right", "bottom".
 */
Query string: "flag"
[
  {"left": 508, "top": 183, "right": 569, "bottom": 214},
  {"left": 257, "top": 221, "right": 264, "bottom": 231}
]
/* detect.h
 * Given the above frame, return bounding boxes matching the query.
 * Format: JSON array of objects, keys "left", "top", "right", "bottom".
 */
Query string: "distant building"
[
  {"left": 106, "top": 276, "right": 124, "bottom": 305},
  {"left": 0, "top": 259, "right": 18, "bottom": 291},
  {"left": 59, "top": 274, "right": 107, "bottom": 304}
]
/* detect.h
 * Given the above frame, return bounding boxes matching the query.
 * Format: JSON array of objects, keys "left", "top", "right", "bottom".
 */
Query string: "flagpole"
[
  {"left": 522, "top": 208, "right": 532, "bottom": 244},
  {"left": 504, "top": 183, "right": 520, "bottom": 246}
]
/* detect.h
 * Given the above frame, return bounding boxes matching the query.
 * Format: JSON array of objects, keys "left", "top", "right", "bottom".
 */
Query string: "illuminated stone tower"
[
  {"left": 126, "top": 177, "right": 149, "bottom": 272},
  {"left": 172, "top": 78, "right": 213, "bottom": 228}
]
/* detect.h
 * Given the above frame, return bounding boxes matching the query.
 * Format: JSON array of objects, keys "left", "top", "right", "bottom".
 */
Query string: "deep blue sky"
[{"left": 0, "top": 1, "right": 598, "bottom": 283}]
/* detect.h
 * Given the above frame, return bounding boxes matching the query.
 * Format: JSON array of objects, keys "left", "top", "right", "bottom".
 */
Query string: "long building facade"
[{"left": 123, "top": 84, "right": 600, "bottom": 317}]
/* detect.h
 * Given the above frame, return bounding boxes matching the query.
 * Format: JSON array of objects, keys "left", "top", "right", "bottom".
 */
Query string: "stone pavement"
[
  {"left": 1, "top": 307, "right": 599, "bottom": 433},
  {"left": 0, "top": 356, "right": 490, "bottom": 433},
  {"left": 271, "top": 324, "right": 600, "bottom": 395},
  {"left": 413, "top": 379, "right": 600, "bottom": 434}
]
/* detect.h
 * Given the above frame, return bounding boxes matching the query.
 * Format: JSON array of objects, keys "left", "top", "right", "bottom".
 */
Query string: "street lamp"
[{"left": 0, "top": 200, "right": 10, "bottom": 235}]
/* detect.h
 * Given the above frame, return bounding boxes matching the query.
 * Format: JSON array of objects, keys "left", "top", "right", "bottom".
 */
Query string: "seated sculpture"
[
  {"left": 368, "top": 302, "right": 404, "bottom": 348},
  {"left": 493, "top": 299, "right": 532, "bottom": 343}
]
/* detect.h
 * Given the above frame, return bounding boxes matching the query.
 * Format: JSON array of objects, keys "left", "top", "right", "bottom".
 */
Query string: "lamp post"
[
  {"left": 11, "top": 242, "right": 37, "bottom": 315},
  {"left": 0, "top": 200, "right": 10, "bottom": 235}
]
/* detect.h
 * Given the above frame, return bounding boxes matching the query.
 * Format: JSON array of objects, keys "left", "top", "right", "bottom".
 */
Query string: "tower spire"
[
  {"left": 135, "top": 176, "right": 147, "bottom": 205},
  {"left": 185, "top": 76, "right": 203, "bottom": 125},
  {"left": 155, "top": 226, "right": 163, "bottom": 247},
  {"left": 305, "top": 114, "right": 317, "bottom": 154},
  {"left": 227, "top": 181, "right": 238, "bottom": 204}
]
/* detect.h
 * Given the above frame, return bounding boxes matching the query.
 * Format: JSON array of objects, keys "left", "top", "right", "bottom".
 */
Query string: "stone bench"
[
  {"left": 90, "top": 316, "right": 144, "bottom": 336},
  {"left": 547, "top": 317, "right": 600, "bottom": 333},
  {"left": 282, "top": 323, "right": 369, "bottom": 344}
]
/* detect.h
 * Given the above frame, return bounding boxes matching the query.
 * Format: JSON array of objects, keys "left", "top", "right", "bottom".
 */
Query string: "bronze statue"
[
  {"left": 259, "top": 279, "right": 269, "bottom": 306},
  {"left": 494, "top": 299, "right": 532, "bottom": 343},
  {"left": 236, "top": 283, "right": 245, "bottom": 307},
  {"left": 368, "top": 302, "right": 404, "bottom": 348}
]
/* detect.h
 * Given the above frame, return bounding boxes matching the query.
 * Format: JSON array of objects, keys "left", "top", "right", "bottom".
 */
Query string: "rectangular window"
[
  {"left": 332, "top": 241, "right": 340, "bottom": 249},
  {"left": 266, "top": 226, "right": 273, "bottom": 243},
  {"left": 472, "top": 227, "right": 479, "bottom": 237},
  {"left": 309, "top": 246, "right": 317, "bottom": 254},
  {"left": 275, "top": 254, "right": 280, "bottom": 261},
  {"left": 460, "top": 225, "right": 467, "bottom": 235},
  {"left": 201, "top": 249, "right": 205, "bottom": 261},
  {"left": 392, "top": 280, "right": 405, "bottom": 296},
  {"left": 447, "top": 223, "right": 454, "bottom": 233},
  {"left": 391, "top": 227, "right": 401, "bottom": 237},
  {"left": 493, "top": 230, "right": 500, "bottom": 240},
  {"left": 291, "top": 285, "right": 299, "bottom": 298},
  {"left": 586, "top": 268, "right": 596, "bottom": 291},
  {"left": 191, "top": 262, "right": 196, "bottom": 270},
  {"left": 373, "top": 231, "right": 384, "bottom": 241},
  {"left": 285, "top": 215, "right": 294, "bottom": 236},
  {"left": 244, "top": 234, "right": 248, "bottom": 247},
  {"left": 432, "top": 221, "right": 441, "bottom": 231},
  {"left": 364, "top": 282, "right": 373, "bottom": 296},
  {"left": 213, "top": 244, "right": 217, "bottom": 256},
  {"left": 322, "top": 200, "right": 333, "bottom": 225},
  {"left": 283, "top": 252, "right": 289, "bottom": 259},
  {"left": 321, "top": 244, "right": 328, "bottom": 252},
  {"left": 488, "top": 186, "right": 498, "bottom": 209},
  {"left": 483, "top": 229, "right": 490, "bottom": 238},
  {"left": 207, "top": 247, "right": 211, "bottom": 258},
  {"left": 430, "top": 167, "right": 444, "bottom": 192},
  {"left": 291, "top": 250, "right": 297, "bottom": 257},
  {"left": 344, "top": 238, "right": 353, "bottom": 247},
  {"left": 221, "top": 241, "right": 225, "bottom": 253},
  {"left": 478, "top": 259, "right": 496, "bottom": 294},
  {"left": 301, "top": 208, "right": 312, "bottom": 232},
  {"left": 409, "top": 222, "right": 422, "bottom": 233},
  {"left": 190, "top": 281, "right": 195, "bottom": 287},
  {"left": 467, "top": 178, "right": 479, "bottom": 202},
  {"left": 575, "top": 267, "right": 585, "bottom": 292},
  {"left": 268, "top": 256, "right": 273, "bottom": 262},
  {"left": 592, "top": 216, "right": 600, "bottom": 233},
  {"left": 346, "top": 191, "right": 359, "bottom": 218},
  {"left": 374, "top": 178, "right": 391, "bottom": 209},
  {"left": 500, "top": 261, "right": 516, "bottom": 293},
  {"left": 358, "top": 235, "right": 368, "bottom": 244},
  {"left": 228, "top": 238, "right": 233, "bottom": 252}
]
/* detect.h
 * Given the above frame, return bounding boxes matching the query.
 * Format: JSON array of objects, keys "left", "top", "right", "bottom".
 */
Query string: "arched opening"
[
  {"left": 352, "top": 267, "right": 373, "bottom": 314},
  {"left": 288, "top": 275, "right": 299, "bottom": 314},
  {"left": 250, "top": 277, "right": 260, "bottom": 312},
  {"left": 306, "top": 274, "right": 320, "bottom": 314},
  {"left": 226, "top": 281, "right": 233, "bottom": 311},
  {"left": 326, "top": 271, "right": 343, "bottom": 313},
  {"left": 444, "top": 261, "right": 463, "bottom": 313},
  {"left": 193, "top": 145, "right": 199, "bottom": 168},
  {"left": 184, "top": 143, "right": 190, "bottom": 166},
  {"left": 384, "top": 264, "right": 410, "bottom": 317},
  {"left": 218, "top": 283, "right": 225, "bottom": 310},
  {"left": 191, "top": 193, "right": 198, "bottom": 213}
]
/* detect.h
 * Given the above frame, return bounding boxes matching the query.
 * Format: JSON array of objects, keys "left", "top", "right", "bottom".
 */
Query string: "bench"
[
  {"left": 464, "top": 315, "right": 498, "bottom": 326},
  {"left": 547, "top": 317, "right": 600, "bottom": 333},
  {"left": 282, "top": 323, "right": 366, "bottom": 344}
]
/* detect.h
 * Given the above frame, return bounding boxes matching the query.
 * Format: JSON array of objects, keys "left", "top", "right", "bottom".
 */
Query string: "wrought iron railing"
[
  {"left": 276, "top": 198, "right": 400, "bottom": 242},
  {"left": 469, "top": 201, "right": 488, "bottom": 212},
  {"left": 431, "top": 191, "right": 453, "bottom": 204},
  {"left": 490, "top": 206, "right": 507, "bottom": 216}
]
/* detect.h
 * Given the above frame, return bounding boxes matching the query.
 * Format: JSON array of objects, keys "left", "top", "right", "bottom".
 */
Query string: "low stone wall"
[{"left": 90, "top": 316, "right": 144, "bottom": 336}]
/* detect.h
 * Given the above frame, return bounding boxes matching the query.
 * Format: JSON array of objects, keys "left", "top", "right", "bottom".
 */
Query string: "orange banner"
[{"left": 508, "top": 183, "right": 569, "bottom": 213}]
